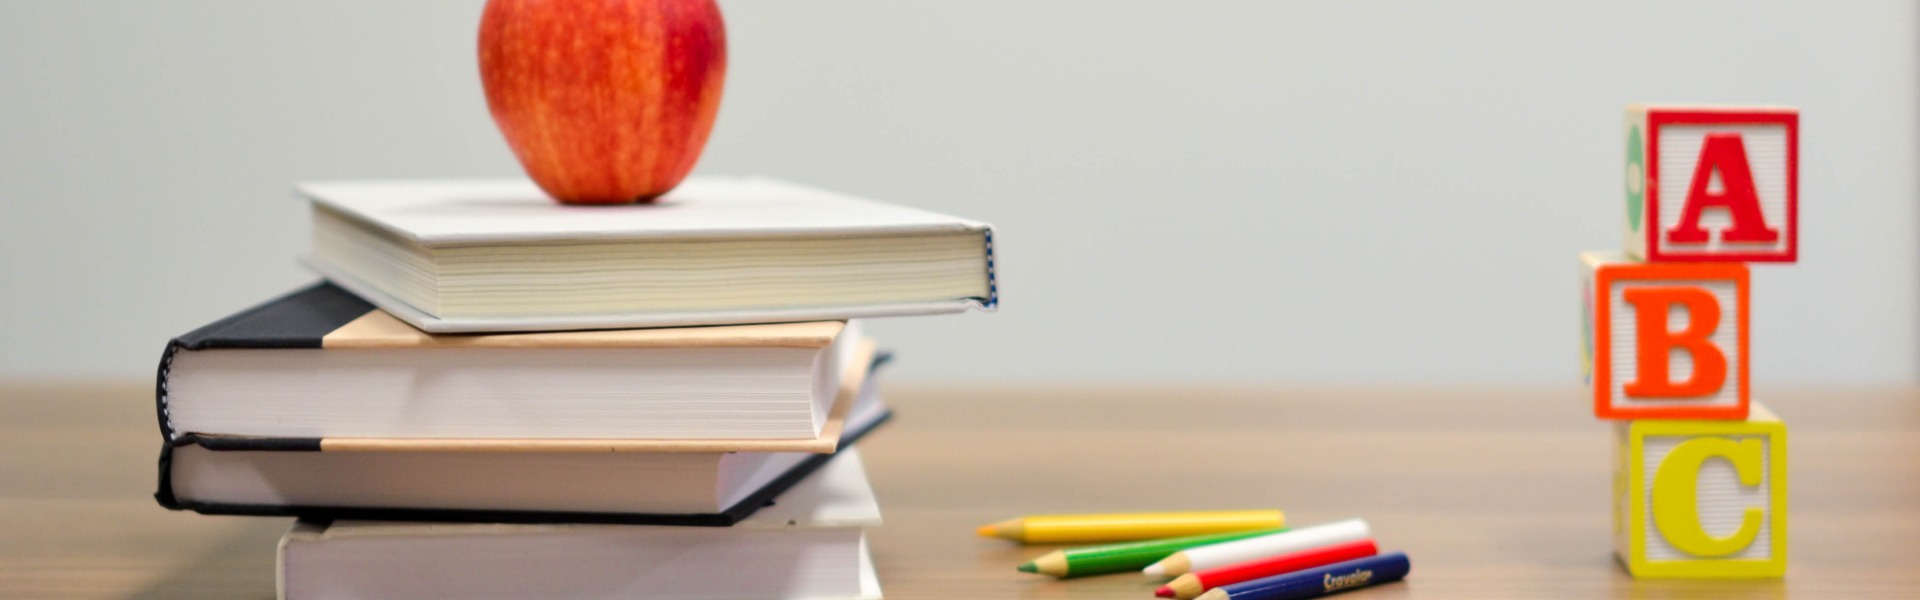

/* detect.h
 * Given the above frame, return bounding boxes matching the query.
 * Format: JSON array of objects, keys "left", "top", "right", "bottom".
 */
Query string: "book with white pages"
[
  {"left": 156, "top": 283, "right": 869, "bottom": 442},
  {"left": 157, "top": 356, "right": 893, "bottom": 526},
  {"left": 301, "top": 176, "right": 998, "bottom": 333},
  {"left": 277, "top": 449, "right": 884, "bottom": 600}
]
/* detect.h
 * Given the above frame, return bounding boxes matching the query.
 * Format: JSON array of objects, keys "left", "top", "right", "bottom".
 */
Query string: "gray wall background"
[{"left": 1, "top": 2, "right": 1913, "bottom": 384}]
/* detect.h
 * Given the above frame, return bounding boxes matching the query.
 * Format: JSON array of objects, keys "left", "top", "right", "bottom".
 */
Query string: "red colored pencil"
[{"left": 1154, "top": 539, "right": 1378, "bottom": 600}]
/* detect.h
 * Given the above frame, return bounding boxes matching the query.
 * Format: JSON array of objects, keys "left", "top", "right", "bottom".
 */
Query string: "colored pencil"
[
  {"left": 976, "top": 510, "right": 1284, "bottom": 544},
  {"left": 1156, "top": 539, "right": 1379, "bottom": 599},
  {"left": 1143, "top": 518, "right": 1369, "bottom": 577},
  {"left": 1192, "top": 553, "right": 1409, "bottom": 600},
  {"left": 1018, "top": 528, "right": 1287, "bottom": 578}
]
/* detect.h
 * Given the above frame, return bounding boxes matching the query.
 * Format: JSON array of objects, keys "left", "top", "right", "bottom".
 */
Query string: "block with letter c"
[
  {"left": 1582, "top": 251, "right": 1748, "bottom": 420},
  {"left": 1613, "top": 404, "right": 1787, "bottom": 578}
]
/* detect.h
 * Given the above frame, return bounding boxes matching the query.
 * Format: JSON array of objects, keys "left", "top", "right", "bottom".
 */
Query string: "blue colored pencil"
[{"left": 1192, "top": 553, "right": 1410, "bottom": 600}]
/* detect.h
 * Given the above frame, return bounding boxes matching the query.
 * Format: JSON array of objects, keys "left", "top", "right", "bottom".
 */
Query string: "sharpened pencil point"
[
  {"left": 1016, "top": 562, "right": 1037, "bottom": 573},
  {"left": 1163, "top": 575, "right": 1205, "bottom": 600},
  {"left": 1154, "top": 586, "right": 1175, "bottom": 598},
  {"left": 1149, "top": 553, "right": 1193, "bottom": 577},
  {"left": 976, "top": 518, "right": 1023, "bottom": 541}
]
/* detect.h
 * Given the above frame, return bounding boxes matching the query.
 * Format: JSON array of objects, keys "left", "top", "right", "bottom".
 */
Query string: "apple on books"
[{"left": 478, "top": 0, "right": 727, "bottom": 204}]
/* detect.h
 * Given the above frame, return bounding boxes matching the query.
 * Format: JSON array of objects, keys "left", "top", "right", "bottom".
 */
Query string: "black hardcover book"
[{"left": 154, "top": 283, "right": 893, "bottom": 526}]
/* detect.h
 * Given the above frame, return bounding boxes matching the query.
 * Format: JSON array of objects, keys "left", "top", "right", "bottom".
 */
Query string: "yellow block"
[{"left": 1614, "top": 403, "right": 1787, "bottom": 579}]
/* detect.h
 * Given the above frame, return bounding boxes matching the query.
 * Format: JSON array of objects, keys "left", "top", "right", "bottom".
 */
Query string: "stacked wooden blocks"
[{"left": 1581, "top": 105, "right": 1797, "bottom": 579}]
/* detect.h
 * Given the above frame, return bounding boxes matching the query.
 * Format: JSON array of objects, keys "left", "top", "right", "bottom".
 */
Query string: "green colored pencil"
[{"left": 1016, "top": 528, "right": 1288, "bottom": 578}]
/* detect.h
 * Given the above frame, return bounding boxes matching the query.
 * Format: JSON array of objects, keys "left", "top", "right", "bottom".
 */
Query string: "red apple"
[{"left": 478, "top": 0, "right": 726, "bottom": 204}]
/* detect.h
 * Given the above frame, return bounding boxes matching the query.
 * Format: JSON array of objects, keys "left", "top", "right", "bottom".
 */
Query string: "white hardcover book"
[
  {"left": 278, "top": 449, "right": 884, "bottom": 600},
  {"left": 301, "top": 176, "right": 998, "bottom": 333},
  {"left": 167, "top": 376, "right": 890, "bottom": 519}
]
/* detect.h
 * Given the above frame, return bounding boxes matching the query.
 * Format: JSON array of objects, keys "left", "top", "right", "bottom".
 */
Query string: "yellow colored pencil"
[{"left": 976, "top": 510, "right": 1284, "bottom": 544}]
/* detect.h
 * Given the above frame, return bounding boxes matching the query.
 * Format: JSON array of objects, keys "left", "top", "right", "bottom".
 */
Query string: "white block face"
[
  {"left": 1606, "top": 278, "right": 1741, "bottom": 412},
  {"left": 1653, "top": 123, "right": 1792, "bottom": 257},
  {"left": 1639, "top": 434, "right": 1775, "bottom": 561}
]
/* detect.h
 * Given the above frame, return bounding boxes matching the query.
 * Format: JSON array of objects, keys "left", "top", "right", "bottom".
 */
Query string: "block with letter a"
[
  {"left": 1624, "top": 105, "right": 1797, "bottom": 263},
  {"left": 1613, "top": 404, "right": 1787, "bottom": 578},
  {"left": 1581, "top": 251, "right": 1748, "bottom": 420}
]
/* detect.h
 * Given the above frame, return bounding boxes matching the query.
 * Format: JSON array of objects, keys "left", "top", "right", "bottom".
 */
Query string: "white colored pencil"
[{"left": 1141, "top": 518, "right": 1370, "bottom": 578}]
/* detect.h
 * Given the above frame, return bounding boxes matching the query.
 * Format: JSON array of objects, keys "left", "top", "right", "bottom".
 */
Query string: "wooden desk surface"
[{"left": 2, "top": 383, "right": 1917, "bottom": 599}]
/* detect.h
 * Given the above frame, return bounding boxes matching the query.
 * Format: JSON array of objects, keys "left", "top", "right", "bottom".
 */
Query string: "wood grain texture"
[{"left": 1, "top": 382, "right": 1916, "bottom": 599}]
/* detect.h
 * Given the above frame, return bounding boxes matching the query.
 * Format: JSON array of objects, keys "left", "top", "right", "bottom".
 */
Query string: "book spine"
[
  {"left": 155, "top": 340, "right": 183, "bottom": 441},
  {"left": 982, "top": 227, "right": 999, "bottom": 309},
  {"left": 153, "top": 435, "right": 179, "bottom": 509}
]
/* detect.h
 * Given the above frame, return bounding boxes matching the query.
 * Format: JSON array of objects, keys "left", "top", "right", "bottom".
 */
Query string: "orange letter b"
[{"left": 1623, "top": 287, "right": 1726, "bottom": 398}]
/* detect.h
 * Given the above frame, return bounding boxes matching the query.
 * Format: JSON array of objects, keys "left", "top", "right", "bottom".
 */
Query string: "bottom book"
[{"left": 277, "top": 448, "right": 884, "bottom": 600}]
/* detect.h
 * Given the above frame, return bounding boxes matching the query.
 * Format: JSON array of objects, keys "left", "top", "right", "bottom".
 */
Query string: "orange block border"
[{"left": 1593, "top": 262, "right": 1749, "bottom": 420}]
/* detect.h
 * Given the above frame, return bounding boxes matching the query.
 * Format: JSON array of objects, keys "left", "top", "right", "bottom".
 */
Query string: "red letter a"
[{"left": 1666, "top": 132, "right": 1779, "bottom": 244}]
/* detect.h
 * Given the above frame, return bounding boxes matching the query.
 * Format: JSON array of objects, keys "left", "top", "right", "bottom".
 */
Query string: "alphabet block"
[
  {"left": 1613, "top": 404, "right": 1787, "bottom": 579},
  {"left": 1624, "top": 105, "right": 1797, "bottom": 263},
  {"left": 1581, "top": 251, "right": 1748, "bottom": 420}
]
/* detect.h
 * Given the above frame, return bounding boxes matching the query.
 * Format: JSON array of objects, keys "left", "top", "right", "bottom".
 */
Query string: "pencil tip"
[
  {"left": 977, "top": 519, "right": 1024, "bottom": 540},
  {"left": 1154, "top": 586, "right": 1175, "bottom": 598},
  {"left": 1142, "top": 562, "right": 1165, "bottom": 577},
  {"left": 1016, "top": 562, "right": 1037, "bottom": 573}
]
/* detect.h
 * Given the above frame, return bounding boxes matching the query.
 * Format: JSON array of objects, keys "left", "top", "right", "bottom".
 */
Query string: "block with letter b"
[
  {"left": 1581, "top": 251, "right": 1748, "bottom": 420},
  {"left": 1624, "top": 105, "right": 1797, "bottom": 263},
  {"left": 1613, "top": 404, "right": 1787, "bottom": 579}
]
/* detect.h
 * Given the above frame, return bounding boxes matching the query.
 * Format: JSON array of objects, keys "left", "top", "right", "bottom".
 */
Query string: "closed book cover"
[
  {"left": 157, "top": 283, "right": 869, "bottom": 443},
  {"left": 154, "top": 397, "right": 891, "bottom": 526},
  {"left": 302, "top": 176, "right": 999, "bottom": 333}
]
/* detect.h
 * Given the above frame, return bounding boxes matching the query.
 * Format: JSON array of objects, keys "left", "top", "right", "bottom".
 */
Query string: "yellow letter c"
[{"left": 1652, "top": 437, "right": 1765, "bottom": 557}]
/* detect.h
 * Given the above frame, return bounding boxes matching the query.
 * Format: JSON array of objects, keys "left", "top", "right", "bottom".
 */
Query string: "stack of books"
[{"left": 152, "top": 177, "right": 999, "bottom": 599}]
